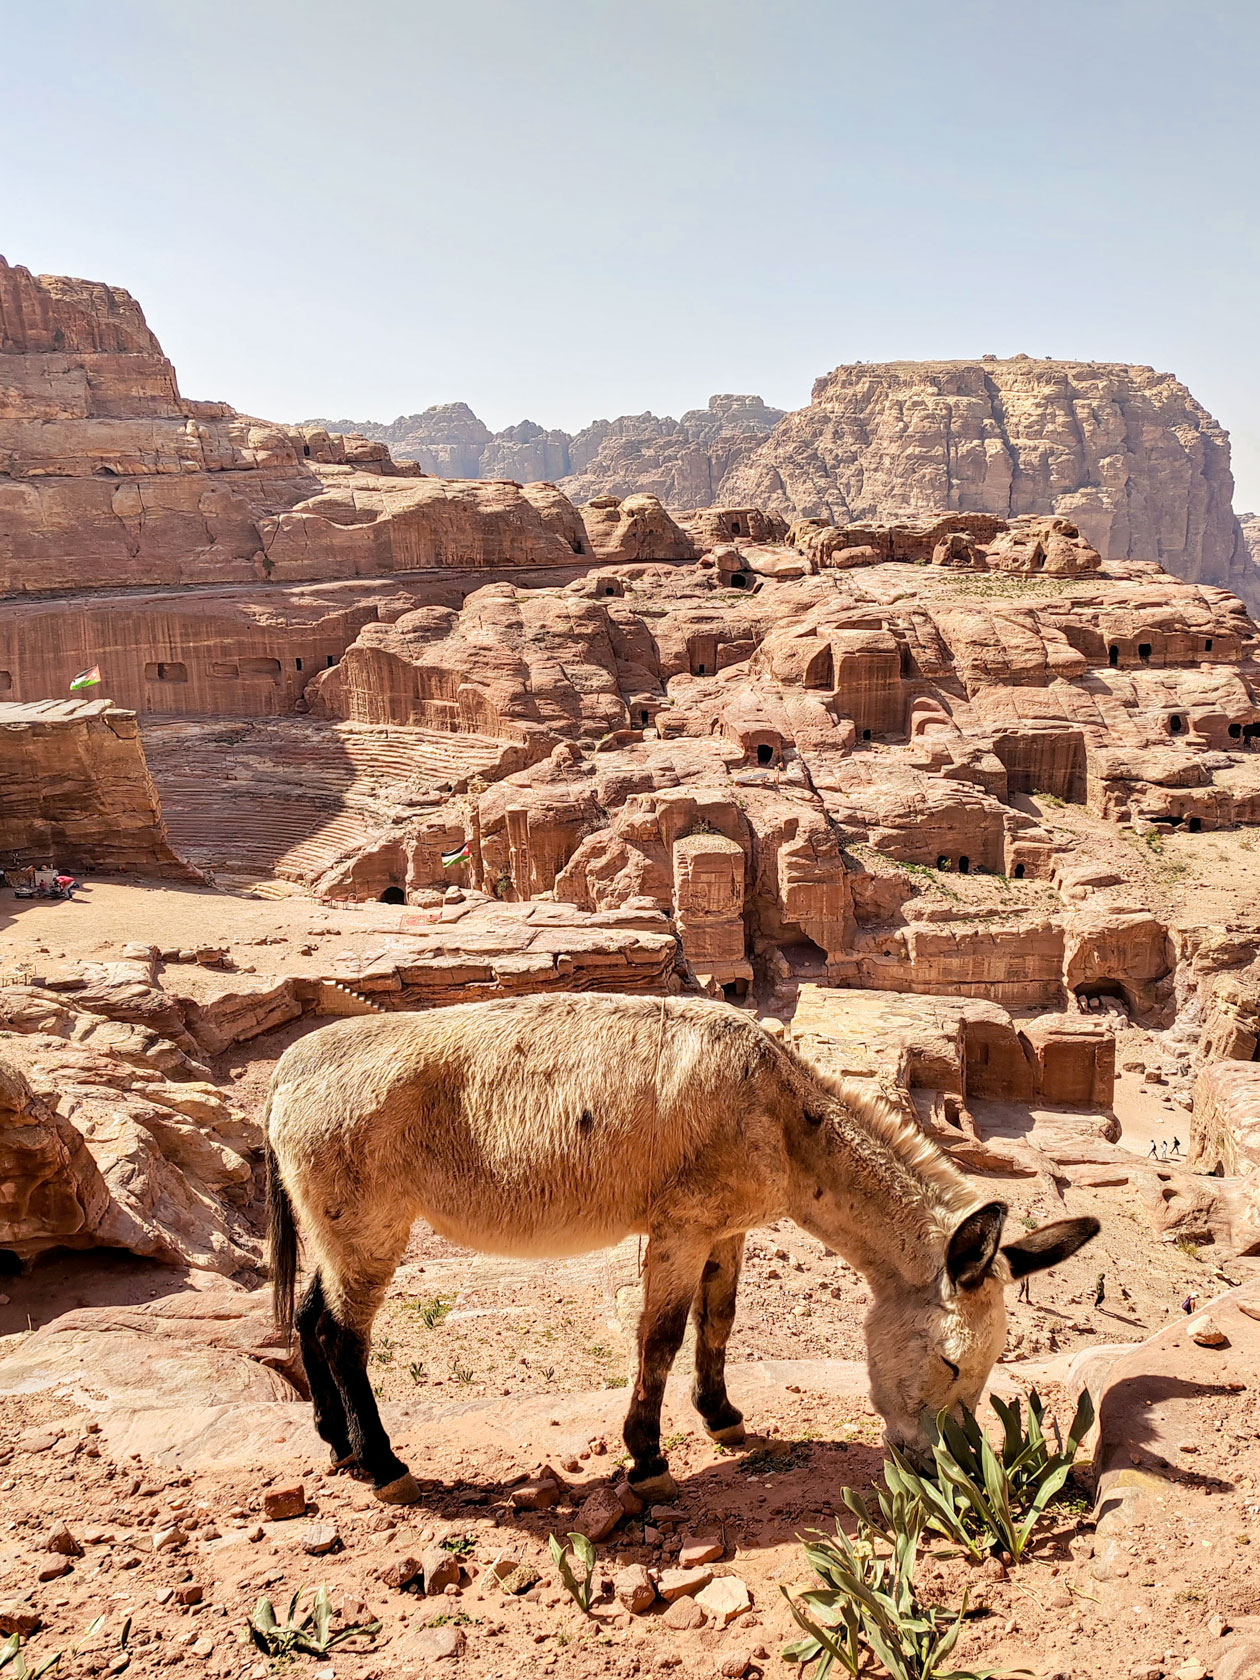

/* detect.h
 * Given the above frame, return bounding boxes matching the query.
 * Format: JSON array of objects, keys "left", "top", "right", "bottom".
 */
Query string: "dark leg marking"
[
  {"left": 295, "top": 1274, "right": 353, "bottom": 1465},
  {"left": 691, "top": 1233, "right": 746, "bottom": 1442},
  {"left": 320, "top": 1308, "right": 416, "bottom": 1500}
]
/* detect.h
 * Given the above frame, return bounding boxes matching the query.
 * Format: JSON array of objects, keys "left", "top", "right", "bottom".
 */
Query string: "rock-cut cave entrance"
[{"left": 380, "top": 886, "right": 405, "bottom": 905}]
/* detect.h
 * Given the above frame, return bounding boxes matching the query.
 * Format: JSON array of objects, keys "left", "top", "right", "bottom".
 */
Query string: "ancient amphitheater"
[{"left": 3, "top": 255, "right": 1260, "bottom": 1679}]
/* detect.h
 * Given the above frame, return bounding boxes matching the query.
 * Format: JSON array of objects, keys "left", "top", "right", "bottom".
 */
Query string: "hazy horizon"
[{"left": 5, "top": 0, "right": 1259, "bottom": 503}]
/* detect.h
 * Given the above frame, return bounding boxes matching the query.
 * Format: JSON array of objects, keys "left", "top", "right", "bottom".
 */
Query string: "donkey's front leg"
[
  {"left": 624, "top": 1231, "right": 710, "bottom": 1500},
  {"left": 691, "top": 1233, "right": 746, "bottom": 1444}
]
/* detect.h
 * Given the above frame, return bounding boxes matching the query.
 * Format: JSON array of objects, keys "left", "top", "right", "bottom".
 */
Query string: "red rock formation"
[
  {"left": 0, "top": 256, "right": 593, "bottom": 600},
  {"left": 0, "top": 698, "right": 192, "bottom": 875},
  {"left": 721, "top": 358, "right": 1257, "bottom": 604}
]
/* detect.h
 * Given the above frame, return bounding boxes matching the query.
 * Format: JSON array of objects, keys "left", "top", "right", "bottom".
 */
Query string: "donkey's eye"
[{"left": 941, "top": 1357, "right": 960, "bottom": 1382}]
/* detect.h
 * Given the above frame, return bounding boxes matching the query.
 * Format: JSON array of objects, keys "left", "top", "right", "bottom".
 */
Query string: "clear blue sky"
[{"left": 5, "top": 0, "right": 1260, "bottom": 502}]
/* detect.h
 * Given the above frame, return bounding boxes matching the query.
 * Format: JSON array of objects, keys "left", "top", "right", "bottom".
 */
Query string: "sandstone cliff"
[
  {"left": 315, "top": 364, "right": 1257, "bottom": 604},
  {"left": 721, "top": 358, "right": 1257, "bottom": 605},
  {"left": 0, "top": 257, "right": 592, "bottom": 598}
]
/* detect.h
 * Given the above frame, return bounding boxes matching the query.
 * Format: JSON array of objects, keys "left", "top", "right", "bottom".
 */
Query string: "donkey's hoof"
[
  {"left": 627, "top": 1469, "right": 678, "bottom": 1502},
  {"left": 374, "top": 1472, "right": 422, "bottom": 1506},
  {"left": 705, "top": 1419, "right": 746, "bottom": 1446}
]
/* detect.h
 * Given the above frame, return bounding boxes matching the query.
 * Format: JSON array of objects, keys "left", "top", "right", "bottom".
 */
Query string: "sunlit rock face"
[{"left": 718, "top": 357, "right": 1258, "bottom": 606}]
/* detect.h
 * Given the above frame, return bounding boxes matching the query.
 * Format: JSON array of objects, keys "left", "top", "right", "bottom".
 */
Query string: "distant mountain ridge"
[
  {"left": 308, "top": 359, "right": 1258, "bottom": 606},
  {"left": 302, "top": 394, "right": 787, "bottom": 508}
]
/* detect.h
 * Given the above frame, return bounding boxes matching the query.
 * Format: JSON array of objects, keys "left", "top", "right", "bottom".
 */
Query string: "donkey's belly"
[{"left": 421, "top": 1196, "right": 641, "bottom": 1261}]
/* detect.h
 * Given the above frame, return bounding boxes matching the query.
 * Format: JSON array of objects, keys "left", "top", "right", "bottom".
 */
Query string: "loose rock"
[
  {"left": 695, "top": 1576, "right": 752, "bottom": 1627},
  {"left": 613, "top": 1564, "right": 656, "bottom": 1614}
]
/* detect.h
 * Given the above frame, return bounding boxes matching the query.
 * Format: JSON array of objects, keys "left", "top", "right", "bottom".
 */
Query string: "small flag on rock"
[
  {"left": 69, "top": 666, "right": 102, "bottom": 691},
  {"left": 441, "top": 842, "right": 470, "bottom": 868}
]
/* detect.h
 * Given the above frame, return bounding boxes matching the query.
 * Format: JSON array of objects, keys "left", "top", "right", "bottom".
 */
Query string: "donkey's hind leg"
[
  {"left": 320, "top": 1227, "right": 418, "bottom": 1503},
  {"left": 691, "top": 1233, "right": 747, "bottom": 1445},
  {"left": 624, "top": 1229, "right": 711, "bottom": 1501},
  {"left": 295, "top": 1273, "right": 354, "bottom": 1468}
]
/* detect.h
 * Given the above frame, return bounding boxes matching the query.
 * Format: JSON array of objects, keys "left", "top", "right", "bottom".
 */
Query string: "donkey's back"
[{"left": 266, "top": 990, "right": 786, "bottom": 1263}]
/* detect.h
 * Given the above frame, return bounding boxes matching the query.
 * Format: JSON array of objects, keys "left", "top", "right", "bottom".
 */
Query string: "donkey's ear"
[
  {"left": 1002, "top": 1216, "right": 1100, "bottom": 1280},
  {"left": 946, "top": 1201, "right": 1008, "bottom": 1290}
]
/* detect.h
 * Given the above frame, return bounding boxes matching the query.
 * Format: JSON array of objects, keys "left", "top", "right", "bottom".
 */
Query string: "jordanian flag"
[
  {"left": 70, "top": 666, "right": 102, "bottom": 691},
  {"left": 442, "top": 842, "right": 470, "bottom": 868}
]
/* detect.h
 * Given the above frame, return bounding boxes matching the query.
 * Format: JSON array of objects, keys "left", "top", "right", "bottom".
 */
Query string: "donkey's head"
[{"left": 864, "top": 1202, "right": 1100, "bottom": 1458}]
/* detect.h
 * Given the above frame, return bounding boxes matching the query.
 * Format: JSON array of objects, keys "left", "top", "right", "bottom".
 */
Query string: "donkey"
[{"left": 266, "top": 991, "right": 1098, "bottom": 1504}]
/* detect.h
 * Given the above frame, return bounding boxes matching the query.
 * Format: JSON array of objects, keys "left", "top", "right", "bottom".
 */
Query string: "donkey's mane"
[{"left": 784, "top": 1043, "right": 977, "bottom": 1222}]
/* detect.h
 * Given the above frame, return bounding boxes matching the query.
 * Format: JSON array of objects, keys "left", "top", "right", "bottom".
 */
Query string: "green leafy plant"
[
  {"left": 0, "top": 1634, "right": 62, "bottom": 1680},
  {"left": 783, "top": 1502, "right": 1015, "bottom": 1680},
  {"left": 549, "top": 1531, "right": 598, "bottom": 1614},
  {"left": 247, "top": 1585, "right": 380, "bottom": 1658},
  {"left": 411, "top": 1294, "right": 454, "bottom": 1328},
  {"left": 858, "top": 1391, "right": 1094, "bottom": 1563}
]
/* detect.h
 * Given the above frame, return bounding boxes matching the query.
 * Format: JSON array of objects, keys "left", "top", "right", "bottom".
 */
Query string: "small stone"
[
  {"left": 18, "top": 1431, "right": 59, "bottom": 1454},
  {"left": 678, "top": 1534, "right": 724, "bottom": 1567},
  {"left": 1189, "top": 1317, "right": 1228, "bottom": 1348},
  {"left": 173, "top": 1584, "right": 204, "bottom": 1606},
  {"left": 301, "top": 1523, "right": 340, "bottom": 1556},
  {"left": 661, "top": 1595, "right": 706, "bottom": 1630},
  {"left": 720, "top": 1651, "right": 753, "bottom": 1679},
  {"left": 151, "top": 1525, "right": 186, "bottom": 1551},
  {"left": 575, "top": 1485, "right": 624, "bottom": 1542},
  {"left": 36, "top": 1558, "right": 73, "bottom": 1582},
  {"left": 695, "top": 1576, "right": 752, "bottom": 1627},
  {"left": 190, "top": 1639, "right": 214, "bottom": 1659},
  {"left": 46, "top": 1522, "right": 83, "bottom": 1557},
  {"left": 559, "top": 1455, "right": 581, "bottom": 1474},
  {"left": 614, "top": 1479, "right": 644, "bottom": 1516},
  {"left": 263, "top": 1484, "right": 306, "bottom": 1521},
  {"left": 1049, "top": 1589, "right": 1073, "bottom": 1610},
  {"left": 378, "top": 1554, "right": 421, "bottom": 1589},
  {"left": 413, "top": 1626, "right": 466, "bottom": 1660},
  {"left": 422, "top": 1547, "right": 460, "bottom": 1594},
  {"left": 644, "top": 1525, "right": 663, "bottom": 1544},
  {"left": 658, "top": 1566, "right": 713, "bottom": 1601},
  {"left": 245, "top": 1525, "right": 264, "bottom": 1543},
  {"left": 1174, "top": 1664, "right": 1208, "bottom": 1680},
  {"left": 1209, "top": 1616, "right": 1232, "bottom": 1640},
  {"left": 1129, "top": 1667, "right": 1163, "bottom": 1680},
  {"left": 510, "top": 1477, "right": 560, "bottom": 1512},
  {"left": 0, "top": 1605, "right": 42, "bottom": 1638},
  {"left": 614, "top": 1564, "right": 656, "bottom": 1614},
  {"left": 982, "top": 1556, "right": 1007, "bottom": 1582}
]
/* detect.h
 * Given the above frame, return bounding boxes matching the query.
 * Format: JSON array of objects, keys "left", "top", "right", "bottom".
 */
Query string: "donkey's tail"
[{"left": 266, "top": 1119, "right": 299, "bottom": 1342}]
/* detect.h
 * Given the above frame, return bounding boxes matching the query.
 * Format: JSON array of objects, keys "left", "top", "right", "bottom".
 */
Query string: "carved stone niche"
[{"left": 672, "top": 831, "right": 752, "bottom": 998}]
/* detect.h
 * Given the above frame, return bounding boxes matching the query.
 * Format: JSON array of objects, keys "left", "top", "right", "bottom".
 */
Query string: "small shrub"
[
  {"left": 857, "top": 1390, "right": 1094, "bottom": 1563},
  {"left": 549, "top": 1532, "right": 598, "bottom": 1614},
  {"left": 783, "top": 1501, "right": 1018, "bottom": 1680},
  {"left": 452, "top": 1365, "right": 474, "bottom": 1386},
  {"left": 411, "top": 1294, "right": 454, "bottom": 1328},
  {"left": 247, "top": 1585, "right": 379, "bottom": 1658}
]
